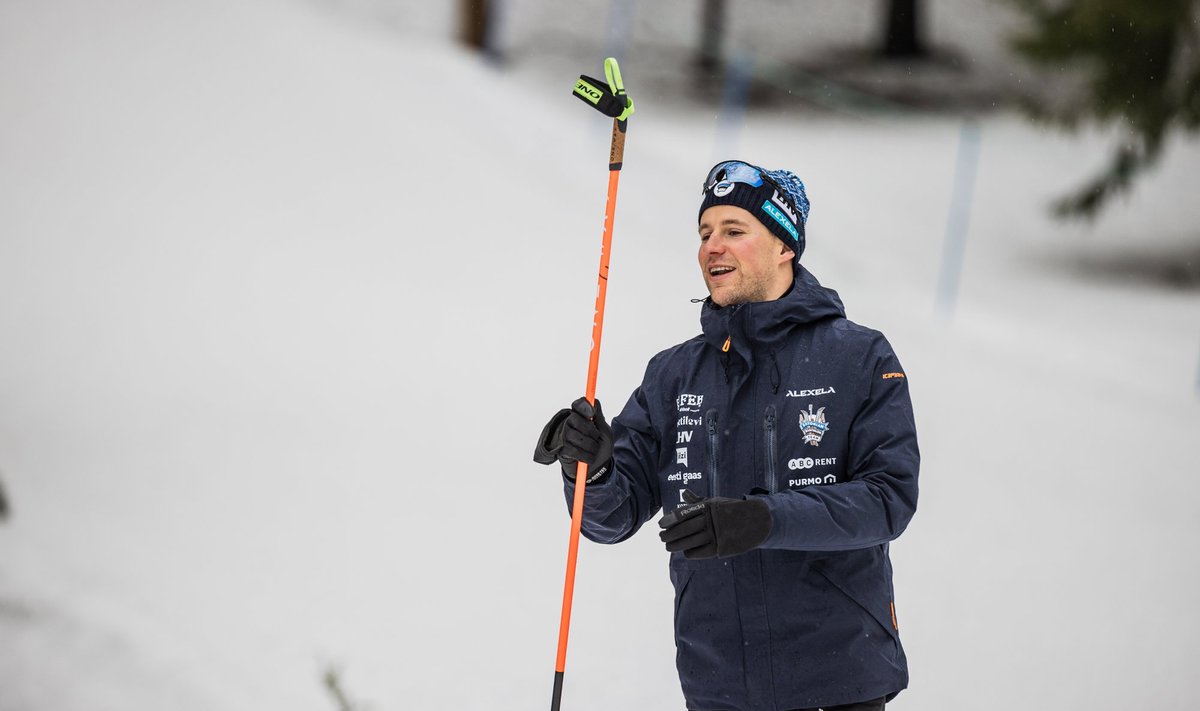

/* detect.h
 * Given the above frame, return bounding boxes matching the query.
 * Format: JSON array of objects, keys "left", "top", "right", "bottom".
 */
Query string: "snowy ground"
[{"left": 2, "top": 1, "right": 1199, "bottom": 710}]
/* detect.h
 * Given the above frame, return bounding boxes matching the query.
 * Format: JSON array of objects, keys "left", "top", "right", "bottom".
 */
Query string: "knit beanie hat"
[{"left": 698, "top": 160, "right": 810, "bottom": 258}]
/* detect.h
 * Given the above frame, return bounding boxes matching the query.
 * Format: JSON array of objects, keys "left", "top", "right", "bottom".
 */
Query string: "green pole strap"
[
  {"left": 604, "top": 58, "right": 624, "bottom": 95},
  {"left": 604, "top": 57, "right": 634, "bottom": 121},
  {"left": 571, "top": 57, "right": 634, "bottom": 121}
]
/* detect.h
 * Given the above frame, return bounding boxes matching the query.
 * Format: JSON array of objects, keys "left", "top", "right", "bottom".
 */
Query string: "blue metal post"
[
  {"left": 481, "top": 0, "right": 507, "bottom": 64},
  {"left": 934, "top": 119, "right": 982, "bottom": 319},
  {"left": 712, "top": 51, "right": 754, "bottom": 160},
  {"left": 604, "top": 0, "right": 636, "bottom": 65},
  {"left": 1194, "top": 336, "right": 1200, "bottom": 397}
]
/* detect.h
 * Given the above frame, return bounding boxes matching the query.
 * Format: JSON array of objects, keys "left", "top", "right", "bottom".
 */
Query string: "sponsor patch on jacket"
[
  {"left": 882, "top": 372, "right": 905, "bottom": 379},
  {"left": 789, "top": 474, "right": 838, "bottom": 487},
  {"left": 786, "top": 386, "right": 835, "bottom": 398},
  {"left": 799, "top": 404, "right": 829, "bottom": 446},
  {"left": 787, "top": 456, "right": 837, "bottom": 470}
]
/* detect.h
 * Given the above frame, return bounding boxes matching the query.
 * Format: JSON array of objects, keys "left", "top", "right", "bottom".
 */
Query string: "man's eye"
[{"left": 699, "top": 234, "right": 711, "bottom": 242}]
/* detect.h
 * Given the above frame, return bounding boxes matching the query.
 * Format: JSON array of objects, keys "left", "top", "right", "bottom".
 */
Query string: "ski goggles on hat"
[
  {"left": 699, "top": 160, "right": 805, "bottom": 246},
  {"left": 702, "top": 160, "right": 778, "bottom": 197}
]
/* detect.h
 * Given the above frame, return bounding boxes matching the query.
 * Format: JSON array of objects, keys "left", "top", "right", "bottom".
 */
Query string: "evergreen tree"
[{"left": 1008, "top": 0, "right": 1200, "bottom": 218}]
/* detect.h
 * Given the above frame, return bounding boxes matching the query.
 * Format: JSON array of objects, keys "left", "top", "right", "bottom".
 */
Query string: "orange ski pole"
[{"left": 552, "top": 57, "right": 633, "bottom": 711}]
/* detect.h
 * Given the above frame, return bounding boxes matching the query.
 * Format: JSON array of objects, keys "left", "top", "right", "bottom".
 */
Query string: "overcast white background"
[{"left": 2, "top": 1, "right": 1199, "bottom": 709}]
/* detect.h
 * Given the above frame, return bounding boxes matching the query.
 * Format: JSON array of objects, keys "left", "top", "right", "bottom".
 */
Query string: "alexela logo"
[
  {"left": 760, "top": 201, "right": 800, "bottom": 240},
  {"left": 786, "top": 386, "right": 836, "bottom": 398},
  {"left": 770, "top": 189, "right": 799, "bottom": 225}
]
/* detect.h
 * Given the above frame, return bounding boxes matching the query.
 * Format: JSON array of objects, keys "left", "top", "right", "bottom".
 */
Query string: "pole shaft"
[{"left": 551, "top": 119, "right": 624, "bottom": 711}]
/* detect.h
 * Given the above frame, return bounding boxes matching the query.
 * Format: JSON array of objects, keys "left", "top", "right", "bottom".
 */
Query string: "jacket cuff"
[{"left": 562, "top": 459, "right": 614, "bottom": 486}]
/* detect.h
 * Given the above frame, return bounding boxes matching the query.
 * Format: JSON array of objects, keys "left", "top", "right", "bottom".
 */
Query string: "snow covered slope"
[{"left": 1, "top": 1, "right": 1198, "bottom": 710}]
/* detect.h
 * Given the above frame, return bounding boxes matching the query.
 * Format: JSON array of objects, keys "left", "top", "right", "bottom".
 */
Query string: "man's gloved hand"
[
  {"left": 533, "top": 397, "right": 613, "bottom": 484},
  {"left": 658, "top": 490, "right": 773, "bottom": 559}
]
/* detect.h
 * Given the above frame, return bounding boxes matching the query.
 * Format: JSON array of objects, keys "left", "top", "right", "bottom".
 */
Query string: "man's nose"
[{"left": 703, "top": 234, "right": 725, "bottom": 254}]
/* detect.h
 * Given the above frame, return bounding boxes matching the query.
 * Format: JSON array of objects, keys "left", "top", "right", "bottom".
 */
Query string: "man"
[{"left": 535, "top": 160, "right": 919, "bottom": 711}]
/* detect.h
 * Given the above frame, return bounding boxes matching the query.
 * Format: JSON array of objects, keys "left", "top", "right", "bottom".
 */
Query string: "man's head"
[{"left": 697, "top": 161, "right": 810, "bottom": 307}]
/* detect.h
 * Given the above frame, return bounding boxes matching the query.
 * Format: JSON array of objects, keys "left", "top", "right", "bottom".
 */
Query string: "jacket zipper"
[
  {"left": 764, "top": 404, "right": 778, "bottom": 494},
  {"left": 706, "top": 409, "right": 720, "bottom": 498}
]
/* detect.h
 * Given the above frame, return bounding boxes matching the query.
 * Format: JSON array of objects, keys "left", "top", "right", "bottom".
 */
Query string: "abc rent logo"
[{"left": 787, "top": 456, "right": 837, "bottom": 470}]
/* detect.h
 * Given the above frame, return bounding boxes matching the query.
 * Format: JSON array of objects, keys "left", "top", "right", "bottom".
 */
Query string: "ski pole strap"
[
  {"left": 573, "top": 75, "right": 633, "bottom": 120},
  {"left": 603, "top": 56, "right": 626, "bottom": 97},
  {"left": 573, "top": 57, "right": 634, "bottom": 121}
]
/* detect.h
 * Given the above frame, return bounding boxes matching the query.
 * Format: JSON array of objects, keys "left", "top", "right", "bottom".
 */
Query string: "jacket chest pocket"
[{"left": 773, "top": 402, "right": 846, "bottom": 490}]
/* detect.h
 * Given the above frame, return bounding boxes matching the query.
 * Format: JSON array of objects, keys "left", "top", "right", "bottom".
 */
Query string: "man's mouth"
[{"left": 708, "top": 265, "right": 735, "bottom": 278}]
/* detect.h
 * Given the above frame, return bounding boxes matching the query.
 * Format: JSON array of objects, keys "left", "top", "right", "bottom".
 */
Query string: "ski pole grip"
[
  {"left": 609, "top": 120, "right": 627, "bottom": 170},
  {"left": 604, "top": 57, "right": 630, "bottom": 170}
]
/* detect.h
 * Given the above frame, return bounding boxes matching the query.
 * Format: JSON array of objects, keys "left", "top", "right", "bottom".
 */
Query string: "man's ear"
[{"left": 778, "top": 243, "right": 796, "bottom": 263}]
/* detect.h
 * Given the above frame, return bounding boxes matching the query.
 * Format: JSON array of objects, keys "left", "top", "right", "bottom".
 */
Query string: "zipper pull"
[{"left": 721, "top": 335, "right": 730, "bottom": 353}]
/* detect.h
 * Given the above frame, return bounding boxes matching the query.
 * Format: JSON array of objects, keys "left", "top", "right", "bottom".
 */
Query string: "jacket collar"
[{"left": 699, "top": 265, "right": 845, "bottom": 360}]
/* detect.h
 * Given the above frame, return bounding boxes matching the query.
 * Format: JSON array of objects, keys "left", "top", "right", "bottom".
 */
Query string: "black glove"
[
  {"left": 658, "top": 490, "right": 773, "bottom": 559},
  {"left": 533, "top": 397, "right": 613, "bottom": 484}
]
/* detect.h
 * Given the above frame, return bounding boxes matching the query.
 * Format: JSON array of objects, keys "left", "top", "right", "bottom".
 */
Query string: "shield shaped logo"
[{"left": 799, "top": 405, "right": 829, "bottom": 447}]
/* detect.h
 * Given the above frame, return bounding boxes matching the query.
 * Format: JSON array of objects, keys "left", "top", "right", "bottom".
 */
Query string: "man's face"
[{"left": 698, "top": 205, "right": 795, "bottom": 307}]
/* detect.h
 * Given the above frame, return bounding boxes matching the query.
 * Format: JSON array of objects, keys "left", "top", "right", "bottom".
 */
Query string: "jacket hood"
[{"left": 700, "top": 265, "right": 845, "bottom": 359}]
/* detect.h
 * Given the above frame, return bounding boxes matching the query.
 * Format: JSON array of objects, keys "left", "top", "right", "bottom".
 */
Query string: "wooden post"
[{"left": 460, "top": 0, "right": 490, "bottom": 51}]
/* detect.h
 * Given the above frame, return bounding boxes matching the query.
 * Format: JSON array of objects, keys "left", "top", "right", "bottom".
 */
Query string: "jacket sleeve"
[
  {"left": 761, "top": 337, "right": 919, "bottom": 551},
  {"left": 562, "top": 362, "right": 664, "bottom": 545}
]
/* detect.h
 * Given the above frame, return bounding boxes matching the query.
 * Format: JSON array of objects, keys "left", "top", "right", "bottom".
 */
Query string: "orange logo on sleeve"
[{"left": 882, "top": 372, "right": 905, "bottom": 379}]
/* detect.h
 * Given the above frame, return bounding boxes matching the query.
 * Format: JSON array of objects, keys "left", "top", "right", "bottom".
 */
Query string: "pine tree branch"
[
  {"left": 322, "top": 665, "right": 361, "bottom": 711},
  {"left": 1005, "top": 0, "right": 1200, "bottom": 220}
]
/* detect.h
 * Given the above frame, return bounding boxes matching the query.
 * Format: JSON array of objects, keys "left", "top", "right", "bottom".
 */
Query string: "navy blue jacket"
[{"left": 565, "top": 266, "right": 919, "bottom": 711}]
